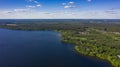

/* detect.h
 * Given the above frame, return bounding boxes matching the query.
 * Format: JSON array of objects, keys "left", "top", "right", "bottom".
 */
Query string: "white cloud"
[
  {"left": 42, "top": 12, "right": 51, "bottom": 14},
  {"left": 1, "top": 9, "right": 30, "bottom": 14},
  {"left": 25, "top": 4, "right": 42, "bottom": 8},
  {"left": 64, "top": 5, "right": 76, "bottom": 9},
  {"left": 36, "top": 4, "right": 41, "bottom": 7},
  {"left": 0, "top": 10, "right": 120, "bottom": 19},
  {"left": 1, "top": 10, "right": 119, "bottom": 19},
  {"left": 26, "top": 0, "right": 40, "bottom": 4},
  {"left": 0, "top": 0, "right": 42, "bottom": 17},
  {"left": 26, "top": 5, "right": 36, "bottom": 8},
  {"left": 2, "top": 11, "right": 13, "bottom": 14},
  {"left": 69, "top": 2, "right": 75, "bottom": 4},
  {"left": 87, "top": 0, "right": 92, "bottom": 2},
  {"left": 26, "top": 0, "right": 34, "bottom": 2},
  {"left": 25, "top": 0, "right": 42, "bottom": 8},
  {"left": 14, "top": 9, "right": 28, "bottom": 12},
  {"left": 62, "top": 1, "right": 76, "bottom": 9},
  {"left": 0, "top": 0, "right": 119, "bottom": 19},
  {"left": 34, "top": 1, "right": 39, "bottom": 3}
]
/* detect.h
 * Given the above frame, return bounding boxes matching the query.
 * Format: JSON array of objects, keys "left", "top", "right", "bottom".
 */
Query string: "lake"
[{"left": 0, "top": 29, "right": 112, "bottom": 67}]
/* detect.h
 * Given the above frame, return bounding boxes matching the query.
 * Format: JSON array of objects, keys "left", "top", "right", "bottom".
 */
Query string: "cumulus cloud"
[
  {"left": 26, "top": 5, "right": 36, "bottom": 8},
  {"left": 105, "top": 10, "right": 117, "bottom": 14},
  {"left": 87, "top": 0, "right": 92, "bottom": 2},
  {"left": 1, "top": 8, "right": 30, "bottom": 15},
  {"left": 26, "top": 4, "right": 41, "bottom": 9},
  {"left": 105, "top": 8, "right": 120, "bottom": 15},
  {"left": 0, "top": 10, "right": 120, "bottom": 19},
  {"left": 1, "top": 0, "right": 42, "bottom": 16},
  {"left": 14, "top": 9, "right": 28, "bottom": 12},
  {"left": 0, "top": 0, "right": 119, "bottom": 19},
  {"left": 3, "top": 8, "right": 30, "bottom": 14},
  {"left": 68, "top": 2, "right": 75, "bottom": 4},
  {"left": 25, "top": 4, "right": 41, "bottom": 9},
  {"left": 26, "top": 0, "right": 35, "bottom": 2},
  {"left": 26, "top": 0, "right": 40, "bottom": 4},
  {"left": 34, "top": 1, "right": 39, "bottom": 3},
  {"left": 36, "top": 4, "right": 42, "bottom": 7},
  {"left": 62, "top": 1, "right": 76, "bottom": 9},
  {"left": 64, "top": 5, "right": 76, "bottom": 9},
  {"left": 2, "top": 11, "right": 13, "bottom": 14},
  {"left": 26, "top": 0, "right": 42, "bottom": 8},
  {"left": 109, "top": 7, "right": 120, "bottom": 11}
]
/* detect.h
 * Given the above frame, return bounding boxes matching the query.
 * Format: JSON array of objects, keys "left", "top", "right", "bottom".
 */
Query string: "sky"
[{"left": 0, "top": 0, "right": 120, "bottom": 19}]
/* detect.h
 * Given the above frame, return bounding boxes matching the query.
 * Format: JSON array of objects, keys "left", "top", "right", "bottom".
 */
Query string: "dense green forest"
[{"left": 0, "top": 19, "right": 120, "bottom": 67}]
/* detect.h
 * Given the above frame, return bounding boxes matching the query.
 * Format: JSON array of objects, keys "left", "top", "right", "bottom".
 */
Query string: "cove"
[{"left": 0, "top": 29, "right": 112, "bottom": 67}]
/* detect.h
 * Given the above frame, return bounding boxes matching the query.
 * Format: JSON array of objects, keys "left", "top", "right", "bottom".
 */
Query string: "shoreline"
[
  {"left": 60, "top": 31, "right": 120, "bottom": 67},
  {"left": 0, "top": 28, "right": 119, "bottom": 67},
  {"left": 58, "top": 30, "right": 113, "bottom": 67},
  {"left": 74, "top": 46, "right": 113, "bottom": 67}
]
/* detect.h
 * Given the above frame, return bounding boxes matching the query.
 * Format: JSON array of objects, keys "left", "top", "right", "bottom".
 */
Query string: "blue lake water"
[{"left": 0, "top": 29, "right": 112, "bottom": 67}]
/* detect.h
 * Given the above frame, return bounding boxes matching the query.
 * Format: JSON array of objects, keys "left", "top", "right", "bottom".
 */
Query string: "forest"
[{"left": 0, "top": 19, "right": 120, "bottom": 67}]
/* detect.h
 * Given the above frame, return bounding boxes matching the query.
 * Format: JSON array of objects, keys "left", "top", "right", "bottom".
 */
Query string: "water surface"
[{"left": 0, "top": 29, "right": 112, "bottom": 67}]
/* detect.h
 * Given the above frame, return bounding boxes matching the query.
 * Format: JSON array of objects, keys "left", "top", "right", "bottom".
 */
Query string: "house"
[
  {"left": 6, "top": 24, "right": 17, "bottom": 26},
  {"left": 113, "top": 32, "right": 120, "bottom": 34},
  {"left": 78, "top": 32, "right": 89, "bottom": 35},
  {"left": 117, "top": 55, "right": 120, "bottom": 58}
]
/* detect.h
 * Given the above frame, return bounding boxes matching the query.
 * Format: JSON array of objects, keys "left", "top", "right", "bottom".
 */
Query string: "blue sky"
[{"left": 0, "top": 0, "right": 120, "bottom": 19}]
